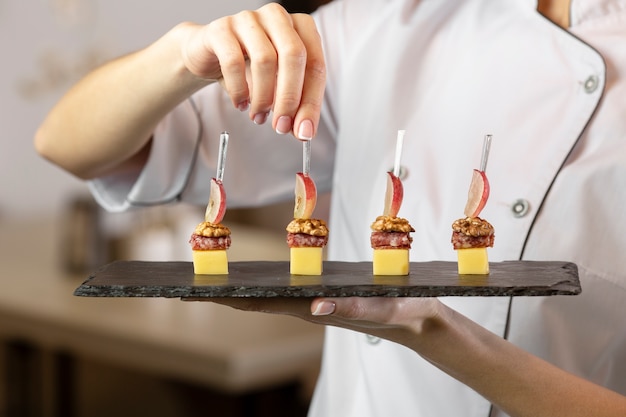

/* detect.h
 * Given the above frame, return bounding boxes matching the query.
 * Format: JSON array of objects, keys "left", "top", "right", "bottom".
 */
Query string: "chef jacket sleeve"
[
  {"left": 87, "top": 98, "right": 203, "bottom": 212},
  {"left": 88, "top": 86, "right": 337, "bottom": 213}
]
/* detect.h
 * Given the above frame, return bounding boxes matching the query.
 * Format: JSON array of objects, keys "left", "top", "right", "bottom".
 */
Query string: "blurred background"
[{"left": 0, "top": 1, "right": 330, "bottom": 416}]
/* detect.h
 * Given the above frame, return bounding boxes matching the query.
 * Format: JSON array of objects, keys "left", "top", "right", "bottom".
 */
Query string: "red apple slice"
[
  {"left": 205, "top": 178, "right": 227, "bottom": 224},
  {"left": 294, "top": 172, "right": 317, "bottom": 219},
  {"left": 383, "top": 171, "right": 403, "bottom": 217},
  {"left": 464, "top": 169, "right": 490, "bottom": 218}
]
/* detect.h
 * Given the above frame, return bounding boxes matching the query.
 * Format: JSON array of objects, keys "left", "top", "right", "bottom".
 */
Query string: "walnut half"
[
  {"left": 194, "top": 221, "right": 231, "bottom": 238},
  {"left": 370, "top": 215, "right": 415, "bottom": 233},
  {"left": 286, "top": 218, "right": 329, "bottom": 236},
  {"left": 451, "top": 217, "right": 494, "bottom": 237}
]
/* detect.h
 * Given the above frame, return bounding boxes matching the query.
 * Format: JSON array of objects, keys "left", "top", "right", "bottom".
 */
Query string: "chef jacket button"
[
  {"left": 511, "top": 199, "right": 530, "bottom": 218},
  {"left": 583, "top": 75, "right": 599, "bottom": 93},
  {"left": 366, "top": 335, "right": 381, "bottom": 345}
]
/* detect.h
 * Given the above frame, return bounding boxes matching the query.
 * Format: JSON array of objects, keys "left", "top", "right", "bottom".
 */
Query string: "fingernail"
[
  {"left": 237, "top": 99, "right": 250, "bottom": 112},
  {"left": 253, "top": 112, "right": 269, "bottom": 125},
  {"left": 312, "top": 301, "right": 336, "bottom": 316},
  {"left": 275, "top": 115, "right": 292, "bottom": 135},
  {"left": 297, "top": 119, "right": 313, "bottom": 140}
]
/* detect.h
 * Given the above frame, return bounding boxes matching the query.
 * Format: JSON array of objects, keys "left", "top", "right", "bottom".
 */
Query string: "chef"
[{"left": 35, "top": 0, "right": 626, "bottom": 415}]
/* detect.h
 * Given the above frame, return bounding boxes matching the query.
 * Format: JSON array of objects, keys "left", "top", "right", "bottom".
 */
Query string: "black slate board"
[{"left": 74, "top": 260, "right": 580, "bottom": 298}]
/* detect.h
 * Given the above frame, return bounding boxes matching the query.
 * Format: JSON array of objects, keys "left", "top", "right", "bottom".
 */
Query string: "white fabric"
[{"left": 89, "top": 0, "right": 626, "bottom": 415}]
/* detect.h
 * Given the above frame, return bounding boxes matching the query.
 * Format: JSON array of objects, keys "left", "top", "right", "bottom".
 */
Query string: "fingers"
[
  {"left": 260, "top": 10, "right": 308, "bottom": 135},
  {"left": 183, "top": 4, "right": 325, "bottom": 139},
  {"left": 311, "top": 297, "right": 390, "bottom": 323},
  {"left": 184, "top": 18, "right": 252, "bottom": 110},
  {"left": 187, "top": 296, "right": 441, "bottom": 346},
  {"left": 311, "top": 297, "right": 441, "bottom": 330},
  {"left": 229, "top": 9, "right": 281, "bottom": 119},
  {"left": 311, "top": 299, "right": 337, "bottom": 316},
  {"left": 242, "top": 5, "right": 325, "bottom": 139},
  {"left": 289, "top": 14, "right": 326, "bottom": 140},
  {"left": 198, "top": 297, "right": 315, "bottom": 317}
]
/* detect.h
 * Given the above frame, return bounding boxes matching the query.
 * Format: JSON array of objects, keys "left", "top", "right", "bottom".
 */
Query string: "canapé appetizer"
[
  {"left": 451, "top": 135, "right": 495, "bottom": 274},
  {"left": 190, "top": 132, "right": 231, "bottom": 275},
  {"left": 287, "top": 141, "right": 329, "bottom": 275},
  {"left": 371, "top": 172, "right": 414, "bottom": 275},
  {"left": 371, "top": 130, "right": 414, "bottom": 275}
]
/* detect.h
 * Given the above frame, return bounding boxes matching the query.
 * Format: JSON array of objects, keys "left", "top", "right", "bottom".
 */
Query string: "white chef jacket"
[{"left": 89, "top": 0, "right": 626, "bottom": 416}]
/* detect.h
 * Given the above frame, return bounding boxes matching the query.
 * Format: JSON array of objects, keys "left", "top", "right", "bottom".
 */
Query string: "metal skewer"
[
  {"left": 302, "top": 139, "right": 311, "bottom": 175},
  {"left": 480, "top": 134, "right": 492, "bottom": 173},
  {"left": 393, "top": 129, "right": 406, "bottom": 177},
  {"left": 216, "top": 131, "right": 229, "bottom": 182}
]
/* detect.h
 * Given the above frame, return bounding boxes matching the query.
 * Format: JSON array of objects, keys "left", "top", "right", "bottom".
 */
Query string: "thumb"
[
  {"left": 310, "top": 297, "right": 382, "bottom": 321},
  {"left": 311, "top": 298, "right": 337, "bottom": 316}
]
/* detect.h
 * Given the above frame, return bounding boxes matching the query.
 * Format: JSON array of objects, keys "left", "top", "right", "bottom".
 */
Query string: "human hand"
[
  {"left": 179, "top": 3, "right": 326, "bottom": 140},
  {"left": 192, "top": 296, "right": 444, "bottom": 349},
  {"left": 189, "top": 296, "right": 626, "bottom": 417}
]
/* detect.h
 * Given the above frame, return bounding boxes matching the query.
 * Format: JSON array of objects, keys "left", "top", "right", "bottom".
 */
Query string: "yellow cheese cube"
[
  {"left": 456, "top": 247, "right": 489, "bottom": 275},
  {"left": 373, "top": 249, "right": 410, "bottom": 276},
  {"left": 192, "top": 250, "right": 228, "bottom": 275},
  {"left": 290, "top": 247, "right": 323, "bottom": 275}
]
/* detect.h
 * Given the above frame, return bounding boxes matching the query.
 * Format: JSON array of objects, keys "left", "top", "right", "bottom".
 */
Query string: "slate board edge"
[{"left": 73, "top": 259, "right": 581, "bottom": 299}]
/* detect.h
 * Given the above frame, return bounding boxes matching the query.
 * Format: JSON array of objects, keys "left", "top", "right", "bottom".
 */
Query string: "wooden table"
[{"left": 0, "top": 214, "right": 324, "bottom": 415}]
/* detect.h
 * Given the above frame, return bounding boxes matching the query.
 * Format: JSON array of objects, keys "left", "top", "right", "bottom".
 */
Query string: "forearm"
[
  {"left": 417, "top": 304, "right": 626, "bottom": 417},
  {"left": 35, "top": 23, "right": 210, "bottom": 179},
  {"left": 208, "top": 295, "right": 626, "bottom": 416}
]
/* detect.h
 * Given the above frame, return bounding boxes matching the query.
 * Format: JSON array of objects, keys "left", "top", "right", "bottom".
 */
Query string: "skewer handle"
[
  {"left": 393, "top": 130, "right": 406, "bottom": 177},
  {"left": 216, "top": 131, "right": 229, "bottom": 182},
  {"left": 480, "top": 134, "right": 492, "bottom": 172},
  {"left": 302, "top": 140, "right": 311, "bottom": 175}
]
